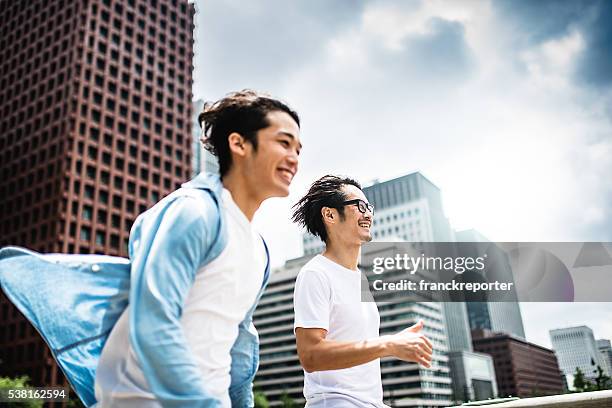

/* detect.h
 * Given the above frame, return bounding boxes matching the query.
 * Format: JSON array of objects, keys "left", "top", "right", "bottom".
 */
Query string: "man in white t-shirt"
[{"left": 291, "top": 176, "right": 433, "bottom": 407}]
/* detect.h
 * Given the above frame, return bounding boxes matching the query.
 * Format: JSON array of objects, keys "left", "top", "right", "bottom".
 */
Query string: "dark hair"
[
  {"left": 199, "top": 89, "right": 300, "bottom": 176},
  {"left": 292, "top": 175, "right": 362, "bottom": 243}
]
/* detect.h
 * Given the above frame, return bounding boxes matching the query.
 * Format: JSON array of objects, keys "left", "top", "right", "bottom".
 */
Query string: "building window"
[
  {"left": 101, "top": 171, "right": 110, "bottom": 185},
  {"left": 99, "top": 191, "right": 108, "bottom": 204},
  {"left": 86, "top": 165, "right": 96, "bottom": 179},
  {"left": 83, "top": 206, "right": 92, "bottom": 220},
  {"left": 81, "top": 227, "right": 91, "bottom": 241},
  {"left": 95, "top": 232, "right": 105, "bottom": 246},
  {"left": 85, "top": 185, "right": 94, "bottom": 199},
  {"left": 94, "top": 73, "right": 104, "bottom": 87},
  {"left": 113, "top": 195, "right": 122, "bottom": 209},
  {"left": 97, "top": 210, "right": 107, "bottom": 224},
  {"left": 102, "top": 152, "right": 111, "bottom": 166},
  {"left": 92, "top": 109, "right": 101, "bottom": 123}
]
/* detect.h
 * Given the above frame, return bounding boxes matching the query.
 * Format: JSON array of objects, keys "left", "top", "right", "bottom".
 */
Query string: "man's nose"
[{"left": 286, "top": 152, "right": 299, "bottom": 168}]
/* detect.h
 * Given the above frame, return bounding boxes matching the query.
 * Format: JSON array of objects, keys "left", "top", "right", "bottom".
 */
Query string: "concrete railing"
[{"left": 452, "top": 390, "right": 612, "bottom": 407}]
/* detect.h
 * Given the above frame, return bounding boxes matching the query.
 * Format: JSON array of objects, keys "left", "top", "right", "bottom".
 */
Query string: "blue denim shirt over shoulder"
[{"left": 0, "top": 172, "right": 271, "bottom": 407}]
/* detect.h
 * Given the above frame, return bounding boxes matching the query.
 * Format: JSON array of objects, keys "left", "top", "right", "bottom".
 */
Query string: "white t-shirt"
[
  {"left": 293, "top": 255, "right": 387, "bottom": 408},
  {"left": 95, "top": 188, "right": 266, "bottom": 407}
]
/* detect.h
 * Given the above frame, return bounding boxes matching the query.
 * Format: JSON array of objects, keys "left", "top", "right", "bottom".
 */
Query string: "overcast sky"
[{"left": 191, "top": 0, "right": 612, "bottom": 348}]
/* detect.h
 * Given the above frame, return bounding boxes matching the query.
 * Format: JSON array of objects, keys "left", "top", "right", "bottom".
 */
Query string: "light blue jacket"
[{"left": 0, "top": 173, "right": 270, "bottom": 407}]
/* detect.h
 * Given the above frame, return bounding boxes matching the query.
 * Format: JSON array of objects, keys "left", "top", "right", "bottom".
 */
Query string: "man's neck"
[
  {"left": 322, "top": 241, "right": 361, "bottom": 271},
  {"left": 221, "top": 170, "right": 262, "bottom": 221}
]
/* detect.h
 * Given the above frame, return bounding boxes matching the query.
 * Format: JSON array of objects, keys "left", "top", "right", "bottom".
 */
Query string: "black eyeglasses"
[{"left": 342, "top": 199, "right": 374, "bottom": 215}]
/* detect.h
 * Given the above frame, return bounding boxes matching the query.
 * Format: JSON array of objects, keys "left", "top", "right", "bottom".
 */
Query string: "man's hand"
[{"left": 385, "top": 320, "right": 433, "bottom": 368}]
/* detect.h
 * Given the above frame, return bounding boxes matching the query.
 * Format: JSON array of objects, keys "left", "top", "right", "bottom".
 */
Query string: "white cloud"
[{"left": 520, "top": 29, "right": 585, "bottom": 91}]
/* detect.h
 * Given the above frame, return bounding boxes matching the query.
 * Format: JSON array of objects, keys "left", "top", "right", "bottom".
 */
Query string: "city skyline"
[
  {"left": 192, "top": 0, "right": 612, "bottom": 350},
  {"left": 0, "top": 0, "right": 610, "bottom": 404}
]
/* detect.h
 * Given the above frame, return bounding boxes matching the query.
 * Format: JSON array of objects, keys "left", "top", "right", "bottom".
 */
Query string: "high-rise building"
[
  {"left": 443, "top": 302, "right": 473, "bottom": 352},
  {"left": 425, "top": 229, "right": 494, "bottom": 399},
  {"left": 191, "top": 99, "right": 218, "bottom": 175},
  {"left": 472, "top": 329, "right": 564, "bottom": 398},
  {"left": 597, "top": 339, "right": 612, "bottom": 376},
  {"left": 550, "top": 326, "right": 607, "bottom": 383},
  {"left": 192, "top": 99, "right": 205, "bottom": 175},
  {"left": 302, "top": 172, "right": 454, "bottom": 254},
  {"left": 465, "top": 301, "right": 526, "bottom": 340},
  {"left": 0, "top": 0, "right": 195, "bottom": 396},
  {"left": 443, "top": 303, "right": 498, "bottom": 405},
  {"left": 254, "top": 242, "right": 453, "bottom": 407},
  {"left": 447, "top": 350, "right": 498, "bottom": 403},
  {"left": 455, "top": 229, "right": 526, "bottom": 340}
]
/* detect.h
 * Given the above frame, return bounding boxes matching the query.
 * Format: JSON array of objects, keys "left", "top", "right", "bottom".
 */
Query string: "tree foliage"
[
  {"left": 0, "top": 376, "right": 43, "bottom": 408},
  {"left": 254, "top": 391, "right": 270, "bottom": 408},
  {"left": 280, "top": 391, "right": 295, "bottom": 408},
  {"left": 573, "top": 365, "right": 612, "bottom": 392},
  {"left": 573, "top": 367, "right": 587, "bottom": 391},
  {"left": 594, "top": 365, "right": 612, "bottom": 391}
]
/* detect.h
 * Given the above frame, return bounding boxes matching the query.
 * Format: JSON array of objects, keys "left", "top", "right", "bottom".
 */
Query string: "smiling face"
[
  {"left": 325, "top": 184, "right": 374, "bottom": 247},
  {"left": 242, "top": 110, "right": 301, "bottom": 200}
]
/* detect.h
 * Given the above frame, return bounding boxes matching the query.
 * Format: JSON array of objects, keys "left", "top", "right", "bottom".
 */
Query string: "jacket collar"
[{"left": 181, "top": 172, "right": 224, "bottom": 197}]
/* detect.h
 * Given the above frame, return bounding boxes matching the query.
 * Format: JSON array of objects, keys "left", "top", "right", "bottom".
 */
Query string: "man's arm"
[
  {"left": 295, "top": 320, "right": 433, "bottom": 373},
  {"left": 128, "top": 195, "right": 221, "bottom": 407}
]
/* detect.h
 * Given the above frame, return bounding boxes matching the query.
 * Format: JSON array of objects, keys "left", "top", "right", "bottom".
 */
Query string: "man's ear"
[
  {"left": 228, "top": 132, "right": 247, "bottom": 157},
  {"left": 321, "top": 207, "right": 336, "bottom": 225}
]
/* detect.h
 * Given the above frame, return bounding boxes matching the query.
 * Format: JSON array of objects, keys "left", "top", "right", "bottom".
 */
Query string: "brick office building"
[
  {"left": 472, "top": 329, "right": 565, "bottom": 398},
  {"left": 0, "top": 0, "right": 195, "bottom": 399}
]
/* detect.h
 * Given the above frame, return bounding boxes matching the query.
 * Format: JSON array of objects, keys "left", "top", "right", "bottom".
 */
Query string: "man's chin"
[
  {"left": 266, "top": 182, "right": 290, "bottom": 199},
  {"left": 277, "top": 183, "right": 290, "bottom": 197}
]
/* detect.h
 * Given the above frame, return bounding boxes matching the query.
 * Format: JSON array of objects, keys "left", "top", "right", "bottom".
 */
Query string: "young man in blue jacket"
[{"left": 0, "top": 90, "right": 301, "bottom": 407}]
